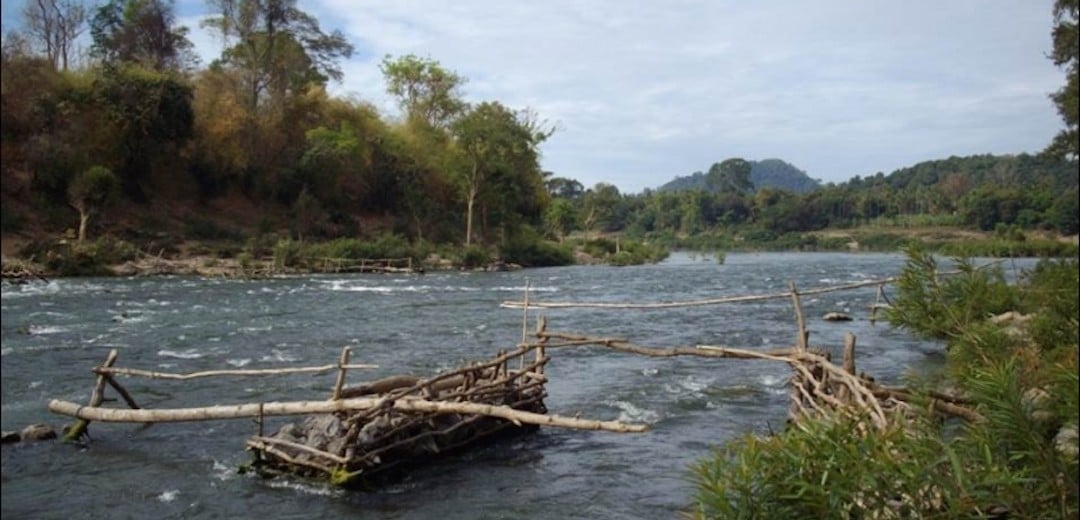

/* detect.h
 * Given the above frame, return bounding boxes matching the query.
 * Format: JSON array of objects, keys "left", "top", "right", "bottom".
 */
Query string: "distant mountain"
[{"left": 658, "top": 158, "right": 820, "bottom": 194}]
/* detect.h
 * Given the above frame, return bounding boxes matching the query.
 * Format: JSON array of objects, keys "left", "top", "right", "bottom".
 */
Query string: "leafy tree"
[
  {"left": 21, "top": 0, "right": 86, "bottom": 71},
  {"left": 452, "top": 101, "right": 551, "bottom": 245},
  {"left": 544, "top": 197, "right": 577, "bottom": 242},
  {"left": 94, "top": 64, "right": 193, "bottom": 201},
  {"left": 90, "top": 0, "right": 195, "bottom": 71},
  {"left": 381, "top": 54, "right": 466, "bottom": 129},
  {"left": 68, "top": 165, "right": 119, "bottom": 241},
  {"left": 581, "top": 182, "right": 621, "bottom": 237},
  {"left": 1047, "top": 0, "right": 1079, "bottom": 159},
  {"left": 203, "top": 0, "right": 354, "bottom": 109},
  {"left": 546, "top": 176, "right": 584, "bottom": 200}
]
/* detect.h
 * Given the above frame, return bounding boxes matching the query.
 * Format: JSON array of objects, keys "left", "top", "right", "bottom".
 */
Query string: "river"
[{"left": 0, "top": 252, "right": 1035, "bottom": 519}]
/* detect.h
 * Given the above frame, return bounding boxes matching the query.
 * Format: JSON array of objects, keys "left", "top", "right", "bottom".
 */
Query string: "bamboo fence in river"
[{"left": 47, "top": 275, "right": 980, "bottom": 488}]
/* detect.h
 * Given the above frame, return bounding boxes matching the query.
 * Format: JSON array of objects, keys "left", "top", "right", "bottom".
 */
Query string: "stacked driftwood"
[{"left": 246, "top": 340, "right": 552, "bottom": 487}]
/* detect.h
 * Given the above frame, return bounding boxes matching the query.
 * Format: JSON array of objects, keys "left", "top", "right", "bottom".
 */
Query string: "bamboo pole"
[
  {"left": 48, "top": 396, "right": 649, "bottom": 433},
  {"left": 539, "top": 332, "right": 797, "bottom": 360},
  {"left": 97, "top": 363, "right": 377, "bottom": 380},
  {"left": 64, "top": 349, "right": 119, "bottom": 442},
  {"left": 789, "top": 282, "right": 809, "bottom": 352},
  {"left": 102, "top": 374, "right": 140, "bottom": 410},
  {"left": 331, "top": 346, "right": 351, "bottom": 400},
  {"left": 248, "top": 435, "right": 349, "bottom": 465},
  {"left": 520, "top": 279, "right": 530, "bottom": 371},
  {"left": 499, "top": 263, "right": 1005, "bottom": 310}
]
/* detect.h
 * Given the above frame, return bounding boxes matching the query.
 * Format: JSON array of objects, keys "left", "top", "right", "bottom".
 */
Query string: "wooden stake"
[
  {"left": 520, "top": 279, "right": 530, "bottom": 371},
  {"left": 331, "top": 346, "right": 351, "bottom": 400},
  {"left": 842, "top": 333, "right": 857, "bottom": 375},
  {"left": 64, "top": 349, "right": 119, "bottom": 442},
  {"left": 789, "top": 282, "right": 808, "bottom": 352},
  {"left": 102, "top": 374, "right": 140, "bottom": 410}
]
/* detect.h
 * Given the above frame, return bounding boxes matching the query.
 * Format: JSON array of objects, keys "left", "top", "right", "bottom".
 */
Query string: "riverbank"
[{"left": 2, "top": 225, "right": 1076, "bottom": 280}]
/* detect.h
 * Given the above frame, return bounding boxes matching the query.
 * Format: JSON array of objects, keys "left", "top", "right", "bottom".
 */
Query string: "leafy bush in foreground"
[{"left": 691, "top": 249, "right": 1078, "bottom": 518}]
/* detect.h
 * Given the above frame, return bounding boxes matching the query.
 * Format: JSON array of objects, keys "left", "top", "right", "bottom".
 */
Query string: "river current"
[{"left": 1, "top": 252, "right": 1035, "bottom": 519}]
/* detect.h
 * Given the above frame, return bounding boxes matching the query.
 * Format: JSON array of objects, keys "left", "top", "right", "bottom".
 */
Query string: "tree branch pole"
[
  {"left": 64, "top": 349, "right": 119, "bottom": 442},
  {"left": 331, "top": 346, "right": 351, "bottom": 400},
  {"left": 97, "top": 363, "right": 377, "bottom": 380},
  {"left": 789, "top": 282, "right": 808, "bottom": 352},
  {"left": 499, "top": 262, "right": 1007, "bottom": 310},
  {"left": 48, "top": 396, "right": 649, "bottom": 433}
]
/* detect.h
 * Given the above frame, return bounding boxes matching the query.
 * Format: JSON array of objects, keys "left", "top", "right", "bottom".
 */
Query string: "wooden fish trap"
[
  {"left": 47, "top": 318, "right": 645, "bottom": 489},
  {"left": 247, "top": 341, "right": 553, "bottom": 488}
]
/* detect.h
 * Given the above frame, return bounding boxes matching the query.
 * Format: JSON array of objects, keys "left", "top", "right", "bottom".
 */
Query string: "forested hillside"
[
  {"left": 1, "top": 0, "right": 553, "bottom": 259},
  {"left": 658, "top": 158, "right": 820, "bottom": 194}
]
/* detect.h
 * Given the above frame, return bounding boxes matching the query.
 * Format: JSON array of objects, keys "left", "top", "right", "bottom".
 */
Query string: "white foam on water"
[
  {"left": 261, "top": 479, "right": 343, "bottom": 497},
  {"left": 604, "top": 400, "right": 660, "bottom": 424},
  {"left": 260, "top": 350, "right": 298, "bottom": 363},
  {"left": 29, "top": 381, "right": 43, "bottom": 389},
  {"left": 758, "top": 374, "right": 789, "bottom": 395},
  {"left": 28, "top": 325, "right": 66, "bottom": 335},
  {"left": 212, "top": 460, "right": 234, "bottom": 481},
  {"left": 158, "top": 349, "right": 203, "bottom": 359},
  {"left": 641, "top": 367, "right": 659, "bottom": 377},
  {"left": 157, "top": 490, "right": 180, "bottom": 502},
  {"left": 226, "top": 358, "right": 251, "bottom": 368}
]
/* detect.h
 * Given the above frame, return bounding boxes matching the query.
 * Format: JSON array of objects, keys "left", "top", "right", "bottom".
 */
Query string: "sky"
[{"left": 4, "top": 1, "right": 1068, "bottom": 193}]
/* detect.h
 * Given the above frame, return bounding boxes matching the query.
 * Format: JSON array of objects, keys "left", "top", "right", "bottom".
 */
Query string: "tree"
[
  {"left": 68, "top": 165, "right": 119, "bottom": 241},
  {"left": 203, "top": 0, "right": 353, "bottom": 110},
  {"left": 452, "top": 101, "right": 551, "bottom": 245},
  {"left": 90, "top": 0, "right": 195, "bottom": 71},
  {"left": 95, "top": 64, "right": 194, "bottom": 201},
  {"left": 544, "top": 198, "right": 577, "bottom": 242},
  {"left": 1046, "top": 0, "right": 1078, "bottom": 159},
  {"left": 381, "top": 54, "right": 466, "bottom": 129},
  {"left": 546, "top": 176, "right": 584, "bottom": 199},
  {"left": 581, "top": 183, "right": 621, "bottom": 237},
  {"left": 21, "top": 0, "right": 86, "bottom": 71}
]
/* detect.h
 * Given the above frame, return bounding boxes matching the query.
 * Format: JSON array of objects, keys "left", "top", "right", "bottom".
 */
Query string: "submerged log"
[{"left": 47, "top": 397, "right": 647, "bottom": 433}]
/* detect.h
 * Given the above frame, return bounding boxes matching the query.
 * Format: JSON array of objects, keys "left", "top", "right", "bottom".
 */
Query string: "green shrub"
[
  {"left": 501, "top": 238, "right": 573, "bottom": 267},
  {"left": 272, "top": 238, "right": 306, "bottom": 268},
  {"left": 692, "top": 250, "right": 1078, "bottom": 518},
  {"left": 458, "top": 244, "right": 492, "bottom": 269},
  {"left": 885, "top": 247, "right": 1018, "bottom": 339}
]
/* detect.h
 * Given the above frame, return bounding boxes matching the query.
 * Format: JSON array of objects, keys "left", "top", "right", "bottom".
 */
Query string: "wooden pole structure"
[
  {"left": 97, "top": 363, "right": 377, "bottom": 380},
  {"left": 870, "top": 284, "right": 884, "bottom": 324},
  {"left": 64, "top": 349, "right": 119, "bottom": 442},
  {"left": 331, "top": 346, "right": 351, "bottom": 400},
  {"left": 789, "top": 282, "right": 808, "bottom": 352},
  {"left": 48, "top": 396, "right": 649, "bottom": 433},
  {"left": 520, "top": 279, "right": 530, "bottom": 371},
  {"left": 842, "top": 333, "right": 857, "bottom": 375}
]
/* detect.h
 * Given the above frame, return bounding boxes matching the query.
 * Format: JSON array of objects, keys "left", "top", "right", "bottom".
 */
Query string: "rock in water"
[
  {"left": 21, "top": 424, "right": 57, "bottom": 441},
  {"left": 823, "top": 312, "right": 853, "bottom": 322}
]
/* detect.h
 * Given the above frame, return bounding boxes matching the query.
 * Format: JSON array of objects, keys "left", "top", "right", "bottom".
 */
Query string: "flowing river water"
[{"left": 1, "top": 252, "right": 1036, "bottom": 519}]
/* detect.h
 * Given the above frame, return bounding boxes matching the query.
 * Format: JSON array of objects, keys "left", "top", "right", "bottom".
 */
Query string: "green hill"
[{"left": 658, "top": 158, "right": 820, "bottom": 194}]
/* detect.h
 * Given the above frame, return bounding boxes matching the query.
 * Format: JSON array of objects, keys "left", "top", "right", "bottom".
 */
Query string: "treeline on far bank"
[
  {"left": 548, "top": 153, "right": 1078, "bottom": 258},
  {"left": 2, "top": 2, "right": 1076, "bottom": 277}
]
